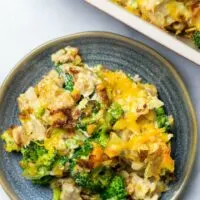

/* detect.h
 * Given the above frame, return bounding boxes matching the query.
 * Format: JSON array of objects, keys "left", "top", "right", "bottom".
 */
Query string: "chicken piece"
[
  {"left": 147, "top": 96, "right": 164, "bottom": 110},
  {"left": 48, "top": 92, "right": 75, "bottom": 111},
  {"left": 22, "top": 115, "right": 46, "bottom": 141},
  {"left": 126, "top": 172, "right": 160, "bottom": 200},
  {"left": 73, "top": 67, "right": 101, "bottom": 97},
  {"left": 96, "top": 83, "right": 109, "bottom": 105},
  {"left": 35, "top": 70, "right": 65, "bottom": 108},
  {"left": 59, "top": 178, "right": 82, "bottom": 200},
  {"left": 51, "top": 46, "right": 82, "bottom": 65},
  {"left": 12, "top": 126, "right": 27, "bottom": 146},
  {"left": 18, "top": 87, "right": 40, "bottom": 112}
]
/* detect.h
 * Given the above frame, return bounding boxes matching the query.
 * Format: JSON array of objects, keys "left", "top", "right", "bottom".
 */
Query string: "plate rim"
[{"left": 0, "top": 31, "right": 197, "bottom": 200}]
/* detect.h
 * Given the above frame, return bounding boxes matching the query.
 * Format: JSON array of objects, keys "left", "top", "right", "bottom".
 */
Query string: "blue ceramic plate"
[{"left": 0, "top": 32, "right": 197, "bottom": 200}]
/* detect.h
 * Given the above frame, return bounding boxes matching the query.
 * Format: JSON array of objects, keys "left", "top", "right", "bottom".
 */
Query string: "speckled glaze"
[{"left": 0, "top": 32, "right": 197, "bottom": 200}]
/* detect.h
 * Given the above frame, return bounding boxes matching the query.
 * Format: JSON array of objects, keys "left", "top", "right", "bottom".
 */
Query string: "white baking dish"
[{"left": 85, "top": 0, "right": 200, "bottom": 65}]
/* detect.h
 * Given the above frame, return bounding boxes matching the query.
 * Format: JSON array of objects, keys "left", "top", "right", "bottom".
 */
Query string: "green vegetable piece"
[
  {"left": 107, "top": 103, "right": 124, "bottom": 125},
  {"left": 155, "top": 107, "right": 171, "bottom": 132},
  {"left": 54, "top": 155, "right": 68, "bottom": 166},
  {"left": 193, "top": 31, "right": 200, "bottom": 49},
  {"left": 155, "top": 107, "right": 165, "bottom": 116},
  {"left": 20, "top": 141, "right": 58, "bottom": 180},
  {"left": 55, "top": 65, "right": 62, "bottom": 74},
  {"left": 78, "top": 117, "right": 96, "bottom": 127},
  {"left": 32, "top": 175, "right": 53, "bottom": 185},
  {"left": 52, "top": 155, "right": 69, "bottom": 174},
  {"left": 69, "top": 161, "right": 90, "bottom": 186},
  {"left": 73, "top": 140, "right": 93, "bottom": 159},
  {"left": 76, "top": 100, "right": 101, "bottom": 133},
  {"left": 34, "top": 107, "right": 45, "bottom": 119},
  {"left": 21, "top": 141, "right": 47, "bottom": 162},
  {"left": 74, "top": 171, "right": 90, "bottom": 188},
  {"left": 90, "top": 166, "right": 113, "bottom": 191},
  {"left": 64, "top": 73, "right": 74, "bottom": 91},
  {"left": 92, "top": 125, "right": 109, "bottom": 147},
  {"left": 55, "top": 66, "right": 74, "bottom": 91},
  {"left": 52, "top": 187, "right": 61, "bottom": 200},
  {"left": 76, "top": 122, "right": 87, "bottom": 132},
  {"left": 82, "top": 100, "right": 101, "bottom": 116},
  {"left": 101, "top": 176, "right": 127, "bottom": 200},
  {"left": 1, "top": 130, "right": 20, "bottom": 152},
  {"left": 70, "top": 164, "right": 113, "bottom": 192}
]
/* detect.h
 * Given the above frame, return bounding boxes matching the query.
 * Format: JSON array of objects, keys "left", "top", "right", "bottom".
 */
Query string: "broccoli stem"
[{"left": 52, "top": 187, "right": 61, "bottom": 200}]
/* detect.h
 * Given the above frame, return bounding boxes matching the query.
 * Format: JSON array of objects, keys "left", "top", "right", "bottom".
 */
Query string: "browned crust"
[
  {"left": 96, "top": 84, "right": 109, "bottom": 105},
  {"left": 51, "top": 108, "right": 77, "bottom": 131}
]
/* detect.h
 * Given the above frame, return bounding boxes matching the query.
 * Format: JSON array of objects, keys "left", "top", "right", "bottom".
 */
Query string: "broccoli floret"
[
  {"left": 53, "top": 155, "right": 68, "bottom": 166},
  {"left": 77, "top": 117, "right": 96, "bottom": 130},
  {"left": 76, "top": 117, "right": 96, "bottom": 133},
  {"left": 107, "top": 103, "right": 124, "bottom": 126},
  {"left": 73, "top": 140, "right": 93, "bottom": 159},
  {"left": 20, "top": 152, "right": 56, "bottom": 180},
  {"left": 51, "top": 155, "right": 69, "bottom": 175},
  {"left": 90, "top": 166, "right": 113, "bottom": 191},
  {"left": 21, "top": 141, "right": 47, "bottom": 162},
  {"left": 101, "top": 176, "right": 127, "bottom": 200},
  {"left": 73, "top": 170, "right": 90, "bottom": 188},
  {"left": 82, "top": 100, "right": 101, "bottom": 117},
  {"left": 92, "top": 125, "right": 109, "bottom": 147},
  {"left": 55, "top": 66, "right": 74, "bottom": 91},
  {"left": 32, "top": 175, "right": 53, "bottom": 185},
  {"left": 69, "top": 160, "right": 91, "bottom": 187},
  {"left": 1, "top": 130, "right": 20, "bottom": 152},
  {"left": 193, "top": 31, "right": 200, "bottom": 49},
  {"left": 65, "top": 132, "right": 86, "bottom": 150},
  {"left": 54, "top": 155, "right": 68, "bottom": 166},
  {"left": 70, "top": 164, "right": 113, "bottom": 192},
  {"left": 76, "top": 122, "right": 87, "bottom": 132},
  {"left": 21, "top": 152, "right": 68, "bottom": 181},
  {"left": 69, "top": 138, "right": 93, "bottom": 183},
  {"left": 155, "top": 107, "right": 165, "bottom": 116},
  {"left": 155, "top": 107, "right": 171, "bottom": 132},
  {"left": 76, "top": 100, "right": 101, "bottom": 132},
  {"left": 20, "top": 141, "right": 57, "bottom": 180}
]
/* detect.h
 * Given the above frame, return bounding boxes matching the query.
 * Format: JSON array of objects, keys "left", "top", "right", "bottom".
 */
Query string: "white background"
[{"left": 0, "top": 0, "right": 200, "bottom": 199}]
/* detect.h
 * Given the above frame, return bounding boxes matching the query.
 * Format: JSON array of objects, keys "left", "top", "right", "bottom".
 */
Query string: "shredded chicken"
[
  {"left": 18, "top": 87, "right": 39, "bottom": 112},
  {"left": 12, "top": 126, "right": 27, "bottom": 146},
  {"left": 56, "top": 179, "right": 82, "bottom": 200},
  {"left": 125, "top": 172, "right": 166, "bottom": 200}
]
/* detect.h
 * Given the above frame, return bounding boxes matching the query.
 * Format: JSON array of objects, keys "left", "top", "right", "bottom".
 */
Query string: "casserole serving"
[{"left": 85, "top": 0, "right": 200, "bottom": 65}]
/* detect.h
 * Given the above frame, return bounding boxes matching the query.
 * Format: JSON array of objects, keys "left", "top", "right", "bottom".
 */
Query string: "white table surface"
[{"left": 0, "top": 0, "right": 199, "bottom": 199}]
